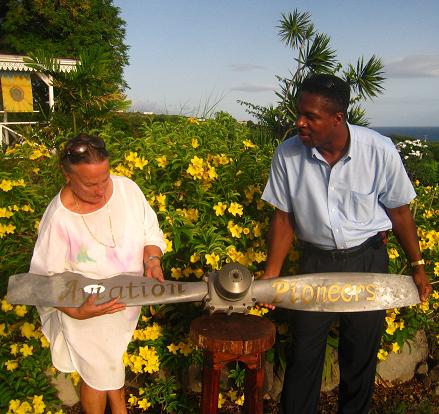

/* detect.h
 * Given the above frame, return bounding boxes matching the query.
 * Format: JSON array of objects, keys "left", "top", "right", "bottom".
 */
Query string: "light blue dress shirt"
[{"left": 262, "top": 124, "right": 416, "bottom": 250}]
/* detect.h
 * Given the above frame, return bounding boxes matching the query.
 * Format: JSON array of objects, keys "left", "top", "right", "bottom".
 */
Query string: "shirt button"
[
  {"left": 330, "top": 186, "right": 335, "bottom": 190},
  {"left": 335, "top": 229, "right": 339, "bottom": 232},
  {"left": 331, "top": 208, "right": 336, "bottom": 212}
]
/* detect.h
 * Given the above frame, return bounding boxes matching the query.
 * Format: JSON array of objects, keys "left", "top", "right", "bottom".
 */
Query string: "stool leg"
[
  {"left": 201, "top": 351, "right": 221, "bottom": 414},
  {"left": 244, "top": 353, "right": 265, "bottom": 414}
]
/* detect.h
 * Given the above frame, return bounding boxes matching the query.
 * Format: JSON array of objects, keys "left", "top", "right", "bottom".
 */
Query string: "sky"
[{"left": 113, "top": 0, "right": 439, "bottom": 126}]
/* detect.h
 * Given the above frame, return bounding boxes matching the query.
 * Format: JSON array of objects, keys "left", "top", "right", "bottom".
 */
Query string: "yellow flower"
[
  {"left": 0, "top": 179, "right": 13, "bottom": 191},
  {"left": 8, "top": 400, "right": 22, "bottom": 412},
  {"left": 227, "top": 221, "right": 243, "bottom": 238},
  {"left": 235, "top": 394, "right": 245, "bottom": 406},
  {"left": 21, "top": 204, "right": 34, "bottom": 213},
  {"left": 0, "top": 222, "right": 16, "bottom": 238},
  {"left": 5, "top": 360, "right": 18, "bottom": 371},
  {"left": 138, "top": 346, "right": 160, "bottom": 373},
  {"left": 14, "top": 305, "right": 27, "bottom": 317},
  {"left": 243, "top": 139, "right": 256, "bottom": 149},
  {"left": 391, "top": 342, "right": 400, "bottom": 353},
  {"left": 387, "top": 247, "right": 399, "bottom": 260},
  {"left": 377, "top": 349, "right": 388, "bottom": 361},
  {"left": 10, "top": 344, "right": 19, "bottom": 356},
  {"left": 0, "top": 323, "right": 6, "bottom": 337},
  {"left": 128, "top": 394, "right": 138, "bottom": 407},
  {"left": 418, "top": 300, "right": 429, "bottom": 312},
  {"left": 138, "top": 398, "right": 152, "bottom": 409},
  {"left": 111, "top": 164, "right": 133, "bottom": 178},
  {"left": 188, "top": 117, "right": 199, "bottom": 125},
  {"left": 228, "top": 202, "right": 243, "bottom": 216},
  {"left": 167, "top": 343, "right": 180, "bottom": 354},
  {"left": 213, "top": 202, "right": 227, "bottom": 216},
  {"left": 192, "top": 138, "right": 200, "bottom": 148},
  {"left": 20, "top": 343, "right": 34, "bottom": 357},
  {"left": 70, "top": 371, "right": 81, "bottom": 386},
  {"left": 218, "top": 393, "right": 226, "bottom": 408},
  {"left": 385, "top": 322, "right": 397, "bottom": 335},
  {"left": 164, "top": 234, "right": 173, "bottom": 252},
  {"left": 0, "top": 207, "right": 13, "bottom": 218},
  {"left": 171, "top": 267, "right": 182, "bottom": 280},
  {"left": 1, "top": 298, "right": 13, "bottom": 312},
  {"left": 178, "top": 341, "right": 193, "bottom": 356},
  {"left": 190, "top": 253, "right": 200, "bottom": 263},
  {"left": 156, "top": 155, "right": 168, "bottom": 168},
  {"left": 205, "top": 253, "right": 220, "bottom": 270},
  {"left": 40, "top": 335, "right": 50, "bottom": 348},
  {"left": 193, "top": 268, "right": 204, "bottom": 279},
  {"left": 32, "top": 395, "right": 46, "bottom": 414},
  {"left": 20, "top": 322, "right": 37, "bottom": 339}
]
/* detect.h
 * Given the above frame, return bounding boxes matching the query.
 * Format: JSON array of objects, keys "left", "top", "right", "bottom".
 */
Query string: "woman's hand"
[
  {"left": 144, "top": 257, "right": 164, "bottom": 282},
  {"left": 57, "top": 295, "right": 126, "bottom": 320}
]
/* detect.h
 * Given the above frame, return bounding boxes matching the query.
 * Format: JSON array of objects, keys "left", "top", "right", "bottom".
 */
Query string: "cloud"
[
  {"left": 230, "top": 83, "right": 276, "bottom": 93},
  {"left": 228, "top": 63, "right": 266, "bottom": 72},
  {"left": 385, "top": 55, "right": 439, "bottom": 78}
]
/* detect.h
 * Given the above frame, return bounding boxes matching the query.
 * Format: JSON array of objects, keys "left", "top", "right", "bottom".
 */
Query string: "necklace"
[{"left": 73, "top": 192, "right": 116, "bottom": 248}]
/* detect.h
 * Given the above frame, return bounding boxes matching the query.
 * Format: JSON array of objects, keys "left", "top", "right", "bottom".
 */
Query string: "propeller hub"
[{"left": 214, "top": 263, "right": 252, "bottom": 301}]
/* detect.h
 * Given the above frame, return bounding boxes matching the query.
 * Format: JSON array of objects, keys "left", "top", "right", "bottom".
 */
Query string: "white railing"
[{"left": 0, "top": 122, "right": 39, "bottom": 147}]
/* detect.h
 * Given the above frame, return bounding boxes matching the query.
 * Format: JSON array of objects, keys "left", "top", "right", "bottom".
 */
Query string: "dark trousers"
[{"left": 280, "top": 240, "right": 388, "bottom": 414}]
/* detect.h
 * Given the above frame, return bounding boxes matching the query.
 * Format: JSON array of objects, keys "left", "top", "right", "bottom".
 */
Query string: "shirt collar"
[{"left": 309, "top": 123, "right": 353, "bottom": 163}]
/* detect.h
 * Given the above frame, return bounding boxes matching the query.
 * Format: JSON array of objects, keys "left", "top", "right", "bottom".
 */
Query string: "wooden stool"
[{"left": 190, "top": 313, "right": 276, "bottom": 414}]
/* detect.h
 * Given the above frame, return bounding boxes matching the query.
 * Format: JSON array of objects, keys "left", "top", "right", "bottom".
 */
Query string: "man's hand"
[
  {"left": 57, "top": 295, "right": 126, "bottom": 320},
  {"left": 258, "top": 274, "right": 278, "bottom": 310},
  {"left": 412, "top": 267, "right": 432, "bottom": 302}
]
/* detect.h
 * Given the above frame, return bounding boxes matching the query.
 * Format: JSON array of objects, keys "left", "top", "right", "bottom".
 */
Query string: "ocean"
[{"left": 372, "top": 126, "right": 439, "bottom": 142}]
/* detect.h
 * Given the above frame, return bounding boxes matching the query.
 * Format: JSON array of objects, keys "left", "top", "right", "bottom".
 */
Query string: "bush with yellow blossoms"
[
  {"left": 1, "top": 114, "right": 438, "bottom": 411},
  {"left": 0, "top": 297, "right": 61, "bottom": 412}
]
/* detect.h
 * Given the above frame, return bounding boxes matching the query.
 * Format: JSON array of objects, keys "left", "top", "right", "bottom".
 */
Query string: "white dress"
[{"left": 30, "top": 175, "right": 166, "bottom": 390}]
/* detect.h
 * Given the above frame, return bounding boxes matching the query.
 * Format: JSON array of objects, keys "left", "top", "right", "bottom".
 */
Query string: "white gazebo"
[{"left": 0, "top": 53, "right": 77, "bottom": 145}]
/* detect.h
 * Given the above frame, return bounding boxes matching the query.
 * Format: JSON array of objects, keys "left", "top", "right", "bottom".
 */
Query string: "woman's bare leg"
[
  {"left": 108, "top": 387, "right": 128, "bottom": 414},
  {"left": 80, "top": 381, "right": 107, "bottom": 414}
]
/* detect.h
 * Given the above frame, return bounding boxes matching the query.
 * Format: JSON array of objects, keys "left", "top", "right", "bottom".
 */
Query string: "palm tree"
[
  {"left": 240, "top": 9, "right": 385, "bottom": 139},
  {"left": 24, "top": 47, "right": 130, "bottom": 133}
]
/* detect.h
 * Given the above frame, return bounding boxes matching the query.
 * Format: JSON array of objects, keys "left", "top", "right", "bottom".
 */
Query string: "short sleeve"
[
  {"left": 142, "top": 199, "right": 166, "bottom": 253},
  {"left": 379, "top": 149, "right": 416, "bottom": 208},
  {"left": 261, "top": 146, "right": 293, "bottom": 213},
  {"left": 29, "top": 202, "right": 69, "bottom": 275}
]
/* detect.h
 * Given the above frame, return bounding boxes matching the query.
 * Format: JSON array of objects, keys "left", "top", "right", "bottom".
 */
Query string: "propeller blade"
[
  {"left": 7, "top": 272, "right": 208, "bottom": 307},
  {"left": 253, "top": 273, "right": 420, "bottom": 312}
]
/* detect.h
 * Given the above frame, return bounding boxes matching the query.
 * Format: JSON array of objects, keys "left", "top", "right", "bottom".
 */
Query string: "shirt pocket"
[{"left": 348, "top": 191, "right": 376, "bottom": 223}]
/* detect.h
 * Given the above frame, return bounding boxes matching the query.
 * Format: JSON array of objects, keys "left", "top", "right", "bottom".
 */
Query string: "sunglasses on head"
[{"left": 65, "top": 138, "right": 106, "bottom": 157}]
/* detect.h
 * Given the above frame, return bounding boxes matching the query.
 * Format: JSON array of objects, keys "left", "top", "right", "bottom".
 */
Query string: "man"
[{"left": 261, "top": 74, "right": 432, "bottom": 414}]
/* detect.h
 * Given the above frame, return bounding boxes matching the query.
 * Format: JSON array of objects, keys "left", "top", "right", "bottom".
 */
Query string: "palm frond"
[{"left": 277, "top": 9, "right": 314, "bottom": 50}]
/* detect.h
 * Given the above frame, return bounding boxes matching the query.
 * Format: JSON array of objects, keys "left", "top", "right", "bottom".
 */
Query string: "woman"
[{"left": 30, "top": 134, "right": 166, "bottom": 413}]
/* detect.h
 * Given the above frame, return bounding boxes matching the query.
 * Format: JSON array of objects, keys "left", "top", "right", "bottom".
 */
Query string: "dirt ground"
[{"left": 62, "top": 375, "right": 439, "bottom": 413}]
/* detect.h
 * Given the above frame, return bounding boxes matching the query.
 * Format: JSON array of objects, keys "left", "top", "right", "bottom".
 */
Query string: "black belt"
[{"left": 298, "top": 233, "right": 385, "bottom": 261}]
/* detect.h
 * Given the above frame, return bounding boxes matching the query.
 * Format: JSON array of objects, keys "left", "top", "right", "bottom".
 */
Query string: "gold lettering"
[
  {"left": 109, "top": 286, "right": 124, "bottom": 299},
  {"left": 366, "top": 284, "right": 376, "bottom": 301},
  {"left": 272, "top": 280, "right": 290, "bottom": 304},
  {"left": 301, "top": 284, "right": 314, "bottom": 304},
  {"left": 328, "top": 285, "right": 341, "bottom": 302},
  {"left": 354, "top": 285, "right": 364, "bottom": 302},
  {"left": 290, "top": 283, "right": 297, "bottom": 304},
  {"left": 127, "top": 281, "right": 140, "bottom": 299},
  {"left": 152, "top": 284, "right": 165, "bottom": 297},
  {"left": 316, "top": 286, "right": 327, "bottom": 303},
  {"left": 341, "top": 284, "right": 353, "bottom": 302},
  {"left": 141, "top": 281, "right": 149, "bottom": 297},
  {"left": 177, "top": 284, "right": 186, "bottom": 295},
  {"left": 59, "top": 280, "right": 80, "bottom": 304}
]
